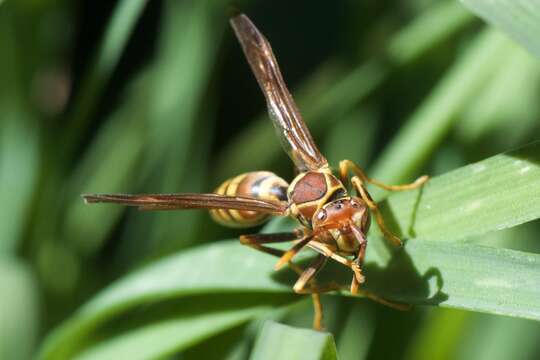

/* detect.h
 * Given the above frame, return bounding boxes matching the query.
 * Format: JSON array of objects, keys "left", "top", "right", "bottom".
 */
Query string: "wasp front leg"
[
  {"left": 339, "top": 159, "right": 429, "bottom": 191},
  {"left": 307, "top": 241, "right": 365, "bottom": 291},
  {"left": 240, "top": 231, "right": 334, "bottom": 331}
]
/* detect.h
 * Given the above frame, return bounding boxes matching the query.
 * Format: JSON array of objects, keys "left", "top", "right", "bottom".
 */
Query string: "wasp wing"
[
  {"left": 230, "top": 14, "right": 328, "bottom": 172},
  {"left": 82, "top": 193, "right": 287, "bottom": 214}
]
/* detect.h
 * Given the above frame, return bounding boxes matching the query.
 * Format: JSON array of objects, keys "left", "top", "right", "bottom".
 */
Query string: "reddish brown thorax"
[{"left": 287, "top": 170, "right": 347, "bottom": 227}]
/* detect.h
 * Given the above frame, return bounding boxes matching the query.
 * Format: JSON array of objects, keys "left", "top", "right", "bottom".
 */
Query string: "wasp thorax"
[{"left": 312, "top": 197, "right": 370, "bottom": 233}]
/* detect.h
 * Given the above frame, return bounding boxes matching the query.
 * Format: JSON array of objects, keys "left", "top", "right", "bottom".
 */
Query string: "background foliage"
[{"left": 2, "top": 0, "right": 540, "bottom": 359}]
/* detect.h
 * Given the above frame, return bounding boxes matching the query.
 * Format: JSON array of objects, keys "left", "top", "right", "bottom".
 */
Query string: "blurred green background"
[{"left": 2, "top": 0, "right": 540, "bottom": 359}]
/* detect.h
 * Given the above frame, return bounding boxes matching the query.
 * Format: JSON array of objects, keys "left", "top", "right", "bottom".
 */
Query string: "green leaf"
[
  {"left": 379, "top": 141, "right": 540, "bottom": 242},
  {"left": 335, "top": 303, "right": 375, "bottom": 360},
  {"left": 250, "top": 321, "right": 338, "bottom": 360},
  {"left": 63, "top": 0, "right": 149, "bottom": 152},
  {"left": 40, "top": 237, "right": 540, "bottom": 358},
  {"left": 371, "top": 28, "right": 513, "bottom": 184},
  {"left": 37, "top": 241, "right": 296, "bottom": 359},
  {"left": 456, "top": 44, "right": 540, "bottom": 146},
  {"left": 0, "top": 259, "right": 40, "bottom": 360},
  {"left": 70, "top": 302, "right": 274, "bottom": 360},
  {"left": 0, "top": 15, "right": 40, "bottom": 253},
  {"left": 460, "top": 0, "right": 540, "bottom": 59},
  {"left": 64, "top": 1, "right": 222, "bottom": 255},
  {"left": 363, "top": 235, "right": 540, "bottom": 319}
]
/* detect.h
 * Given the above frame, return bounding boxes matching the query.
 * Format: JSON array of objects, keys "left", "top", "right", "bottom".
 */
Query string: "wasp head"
[{"left": 312, "top": 197, "right": 371, "bottom": 254}]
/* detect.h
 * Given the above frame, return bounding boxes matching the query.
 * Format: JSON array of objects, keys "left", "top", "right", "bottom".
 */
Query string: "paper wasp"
[{"left": 83, "top": 14, "right": 428, "bottom": 330}]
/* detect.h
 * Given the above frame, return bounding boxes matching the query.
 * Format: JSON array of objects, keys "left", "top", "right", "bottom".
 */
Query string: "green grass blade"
[
  {"left": 64, "top": 1, "right": 221, "bottom": 256},
  {"left": 371, "top": 28, "right": 513, "bottom": 184},
  {"left": 0, "top": 13, "right": 40, "bottom": 254},
  {"left": 64, "top": 100, "right": 146, "bottom": 254},
  {"left": 456, "top": 44, "right": 540, "bottom": 146},
  {"left": 38, "top": 232, "right": 540, "bottom": 357},
  {"left": 250, "top": 321, "right": 338, "bottom": 360},
  {"left": 452, "top": 313, "right": 540, "bottom": 360},
  {"left": 379, "top": 141, "right": 540, "bottom": 242},
  {"left": 363, "top": 236, "right": 540, "bottom": 319},
  {"left": 404, "top": 308, "right": 469, "bottom": 360},
  {"left": 0, "top": 259, "right": 40, "bottom": 360},
  {"left": 460, "top": 0, "right": 540, "bottom": 59},
  {"left": 37, "top": 242, "right": 294, "bottom": 359},
  {"left": 335, "top": 303, "right": 375, "bottom": 360},
  {"left": 63, "top": 0, "right": 148, "bottom": 153},
  {"left": 71, "top": 306, "right": 272, "bottom": 360}
]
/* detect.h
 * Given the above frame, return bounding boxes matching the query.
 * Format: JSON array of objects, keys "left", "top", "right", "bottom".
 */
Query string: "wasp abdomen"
[{"left": 210, "top": 171, "right": 288, "bottom": 228}]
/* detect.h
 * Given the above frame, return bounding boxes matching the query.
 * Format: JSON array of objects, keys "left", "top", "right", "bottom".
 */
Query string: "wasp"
[{"left": 83, "top": 14, "right": 428, "bottom": 330}]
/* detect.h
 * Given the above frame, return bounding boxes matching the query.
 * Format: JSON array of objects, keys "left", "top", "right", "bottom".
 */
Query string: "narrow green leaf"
[
  {"left": 64, "top": 1, "right": 221, "bottom": 255},
  {"left": 39, "top": 234, "right": 540, "bottom": 358},
  {"left": 371, "top": 28, "right": 513, "bottom": 184},
  {"left": 63, "top": 0, "right": 148, "bottom": 152},
  {"left": 64, "top": 101, "right": 146, "bottom": 254},
  {"left": 0, "top": 12, "right": 40, "bottom": 253},
  {"left": 37, "top": 242, "right": 294, "bottom": 359},
  {"left": 452, "top": 313, "right": 540, "bottom": 360},
  {"left": 0, "top": 259, "right": 40, "bottom": 360},
  {"left": 363, "top": 236, "right": 540, "bottom": 319},
  {"left": 73, "top": 305, "right": 272, "bottom": 360},
  {"left": 404, "top": 308, "right": 469, "bottom": 360},
  {"left": 379, "top": 141, "right": 540, "bottom": 242},
  {"left": 250, "top": 321, "right": 338, "bottom": 360},
  {"left": 460, "top": 0, "right": 540, "bottom": 59},
  {"left": 456, "top": 44, "right": 540, "bottom": 146},
  {"left": 335, "top": 303, "right": 375, "bottom": 360}
]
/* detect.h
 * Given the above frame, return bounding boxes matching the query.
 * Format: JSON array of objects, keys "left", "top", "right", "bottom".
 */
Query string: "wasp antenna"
[{"left": 349, "top": 224, "right": 367, "bottom": 245}]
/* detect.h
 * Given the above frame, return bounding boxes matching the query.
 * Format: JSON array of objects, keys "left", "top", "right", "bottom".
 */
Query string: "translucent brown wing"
[
  {"left": 230, "top": 14, "right": 328, "bottom": 172},
  {"left": 82, "top": 193, "right": 287, "bottom": 214}
]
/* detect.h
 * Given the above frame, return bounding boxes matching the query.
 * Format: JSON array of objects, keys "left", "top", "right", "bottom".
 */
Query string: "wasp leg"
[
  {"left": 292, "top": 254, "right": 343, "bottom": 331},
  {"left": 240, "top": 232, "right": 331, "bottom": 330},
  {"left": 351, "top": 176, "right": 402, "bottom": 247},
  {"left": 307, "top": 241, "right": 365, "bottom": 290},
  {"left": 350, "top": 239, "right": 367, "bottom": 295},
  {"left": 305, "top": 238, "right": 410, "bottom": 311},
  {"left": 339, "top": 159, "right": 429, "bottom": 191},
  {"left": 356, "top": 289, "right": 412, "bottom": 311},
  {"left": 275, "top": 234, "right": 316, "bottom": 270}
]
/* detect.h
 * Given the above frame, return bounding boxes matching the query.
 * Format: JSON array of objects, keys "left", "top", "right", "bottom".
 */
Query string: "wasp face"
[{"left": 312, "top": 197, "right": 371, "bottom": 254}]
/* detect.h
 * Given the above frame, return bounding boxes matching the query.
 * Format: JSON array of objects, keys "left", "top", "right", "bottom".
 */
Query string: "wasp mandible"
[{"left": 83, "top": 14, "right": 429, "bottom": 330}]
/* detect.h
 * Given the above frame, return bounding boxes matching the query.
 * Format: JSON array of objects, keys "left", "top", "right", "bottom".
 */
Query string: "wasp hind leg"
[{"left": 339, "top": 159, "right": 428, "bottom": 191}]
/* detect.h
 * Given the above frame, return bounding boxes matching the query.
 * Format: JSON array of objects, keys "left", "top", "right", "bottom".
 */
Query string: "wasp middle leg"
[{"left": 339, "top": 159, "right": 429, "bottom": 191}]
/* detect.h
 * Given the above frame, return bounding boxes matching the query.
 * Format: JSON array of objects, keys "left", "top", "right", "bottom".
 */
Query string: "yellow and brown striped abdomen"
[{"left": 210, "top": 171, "right": 289, "bottom": 228}]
